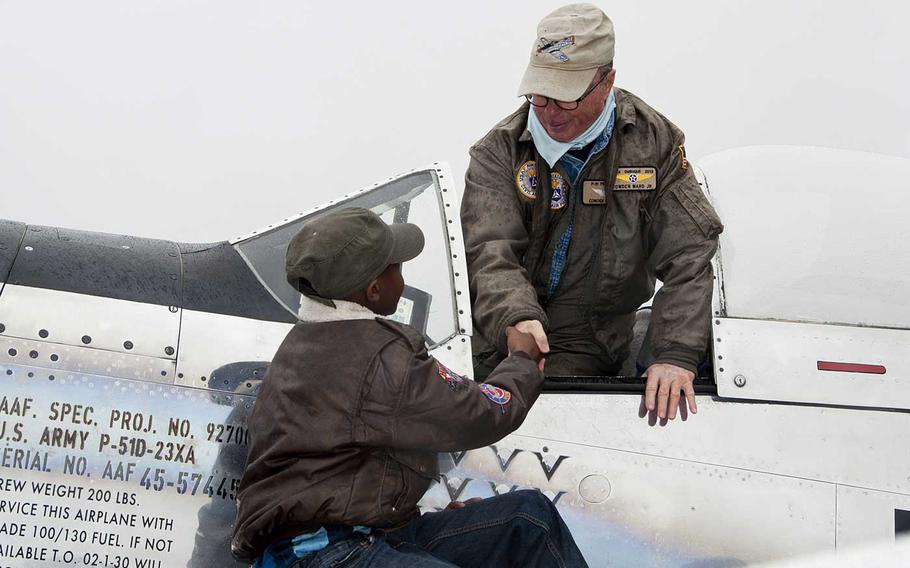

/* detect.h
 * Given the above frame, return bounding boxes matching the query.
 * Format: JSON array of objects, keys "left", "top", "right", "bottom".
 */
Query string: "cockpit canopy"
[{"left": 700, "top": 146, "right": 910, "bottom": 329}]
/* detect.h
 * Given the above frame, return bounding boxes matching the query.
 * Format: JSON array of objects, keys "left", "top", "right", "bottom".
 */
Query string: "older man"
[{"left": 461, "top": 3, "right": 723, "bottom": 420}]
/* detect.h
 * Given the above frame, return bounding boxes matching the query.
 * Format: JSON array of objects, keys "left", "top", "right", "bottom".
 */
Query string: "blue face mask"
[{"left": 527, "top": 88, "right": 616, "bottom": 167}]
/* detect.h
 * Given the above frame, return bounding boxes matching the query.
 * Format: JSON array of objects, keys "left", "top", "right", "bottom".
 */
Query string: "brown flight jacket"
[
  {"left": 461, "top": 88, "right": 723, "bottom": 373},
  {"left": 230, "top": 299, "right": 542, "bottom": 562}
]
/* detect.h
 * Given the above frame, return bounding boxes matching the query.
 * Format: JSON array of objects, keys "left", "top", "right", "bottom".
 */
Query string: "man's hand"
[
  {"left": 643, "top": 363, "right": 697, "bottom": 420},
  {"left": 513, "top": 320, "right": 549, "bottom": 354},
  {"left": 506, "top": 325, "right": 546, "bottom": 371}
]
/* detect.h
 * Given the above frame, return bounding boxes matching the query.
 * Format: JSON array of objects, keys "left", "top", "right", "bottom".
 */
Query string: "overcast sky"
[{"left": 2, "top": 1, "right": 908, "bottom": 242}]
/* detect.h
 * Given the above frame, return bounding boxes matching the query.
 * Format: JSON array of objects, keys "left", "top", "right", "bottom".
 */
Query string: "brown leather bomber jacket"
[
  {"left": 231, "top": 299, "right": 542, "bottom": 562},
  {"left": 461, "top": 88, "right": 724, "bottom": 373}
]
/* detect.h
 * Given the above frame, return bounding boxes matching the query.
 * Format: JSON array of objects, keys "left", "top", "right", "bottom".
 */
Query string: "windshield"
[{"left": 233, "top": 170, "right": 457, "bottom": 346}]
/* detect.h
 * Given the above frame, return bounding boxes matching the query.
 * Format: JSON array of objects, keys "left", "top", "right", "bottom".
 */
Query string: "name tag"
[
  {"left": 614, "top": 167, "right": 657, "bottom": 191},
  {"left": 582, "top": 180, "right": 607, "bottom": 205}
]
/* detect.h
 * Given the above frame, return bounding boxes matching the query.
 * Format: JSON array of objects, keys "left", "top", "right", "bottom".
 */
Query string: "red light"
[{"left": 817, "top": 361, "right": 886, "bottom": 375}]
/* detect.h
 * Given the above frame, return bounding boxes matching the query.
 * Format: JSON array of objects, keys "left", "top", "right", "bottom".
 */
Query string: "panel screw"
[
  {"left": 38, "top": 329, "right": 49, "bottom": 338},
  {"left": 164, "top": 346, "right": 175, "bottom": 356},
  {"left": 734, "top": 375, "right": 747, "bottom": 388},
  {"left": 0, "top": 323, "right": 5, "bottom": 333},
  {"left": 168, "top": 306, "right": 178, "bottom": 313},
  {"left": 81, "top": 335, "right": 92, "bottom": 345},
  {"left": 123, "top": 341, "right": 134, "bottom": 350}
]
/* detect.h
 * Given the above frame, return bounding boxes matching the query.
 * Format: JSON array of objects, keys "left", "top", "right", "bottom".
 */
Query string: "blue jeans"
[{"left": 289, "top": 490, "right": 588, "bottom": 567}]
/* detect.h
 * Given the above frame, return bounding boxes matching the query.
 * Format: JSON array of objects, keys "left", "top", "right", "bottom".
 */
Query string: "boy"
[{"left": 232, "top": 208, "right": 587, "bottom": 567}]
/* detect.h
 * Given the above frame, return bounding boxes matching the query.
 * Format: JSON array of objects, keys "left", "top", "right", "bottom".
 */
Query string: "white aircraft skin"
[{"left": 0, "top": 147, "right": 907, "bottom": 567}]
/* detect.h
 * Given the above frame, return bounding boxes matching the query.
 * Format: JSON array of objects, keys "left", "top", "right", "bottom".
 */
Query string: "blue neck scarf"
[{"left": 527, "top": 88, "right": 616, "bottom": 167}]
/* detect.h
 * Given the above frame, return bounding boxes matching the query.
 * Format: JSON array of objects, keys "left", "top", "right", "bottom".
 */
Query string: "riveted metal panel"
[
  {"left": 0, "top": 285, "right": 180, "bottom": 361},
  {"left": 712, "top": 317, "right": 910, "bottom": 410},
  {"left": 0, "top": 335, "right": 175, "bottom": 384},
  {"left": 421, "top": 434, "right": 836, "bottom": 566},
  {"left": 174, "top": 309, "right": 291, "bottom": 391},
  {"left": 836, "top": 486, "right": 910, "bottom": 548},
  {"left": 431, "top": 163, "right": 473, "bottom": 339},
  {"left": 516, "top": 393, "right": 910, "bottom": 496}
]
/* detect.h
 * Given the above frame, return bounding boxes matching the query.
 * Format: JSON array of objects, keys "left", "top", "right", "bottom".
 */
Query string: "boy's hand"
[
  {"left": 446, "top": 497, "right": 483, "bottom": 509},
  {"left": 506, "top": 326, "right": 544, "bottom": 368}
]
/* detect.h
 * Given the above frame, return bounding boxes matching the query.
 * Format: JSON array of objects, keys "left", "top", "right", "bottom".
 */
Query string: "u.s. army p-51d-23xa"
[{"left": 0, "top": 146, "right": 907, "bottom": 567}]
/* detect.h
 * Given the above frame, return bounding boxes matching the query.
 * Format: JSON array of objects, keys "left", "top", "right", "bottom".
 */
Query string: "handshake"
[{"left": 505, "top": 320, "right": 548, "bottom": 371}]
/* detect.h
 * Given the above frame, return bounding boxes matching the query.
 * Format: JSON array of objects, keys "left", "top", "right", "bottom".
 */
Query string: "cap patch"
[
  {"left": 516, "top": 160, "right": 539, "bottom": 200},
  {"left": 437, "top": 361, "right": 466, "bottom": 392},
  {"left": 537, "top": 36, "right": 576, "bottom": 62},
  {"left": 480, "top": 384, "right": 512, "bottom": 406},
  {"left": 614, "top": 167, "right": 658, "bottom": 191},
  {"left": 550, "top": 172, "right": 568, "bottom": 210}
]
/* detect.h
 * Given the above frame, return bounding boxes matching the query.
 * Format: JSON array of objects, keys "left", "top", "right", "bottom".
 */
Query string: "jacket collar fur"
[{"left": 297, "top": 295, "right": 377, "bottom": 323}]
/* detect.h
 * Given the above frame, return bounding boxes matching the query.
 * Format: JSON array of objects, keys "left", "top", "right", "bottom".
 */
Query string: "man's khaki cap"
[
  {"left": 285, "top": 207, "right": 424, "bottom": 300},
  {"left": 518, "top": 3, "right": 615, "bottom": 102}
]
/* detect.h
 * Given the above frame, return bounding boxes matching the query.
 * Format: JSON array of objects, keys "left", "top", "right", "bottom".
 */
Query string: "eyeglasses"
[{"left": 525, "top": 70, "right": 610, "bottom": 111}]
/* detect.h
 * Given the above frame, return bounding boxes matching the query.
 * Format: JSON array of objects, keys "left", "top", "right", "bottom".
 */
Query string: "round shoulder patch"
[
  {"left": 515, "top": 160, "right": 538, "bottom": 200},
  {"left": 480, "top": 383, "right": 512, "bottom": 406},
  {"left": 550, "top": 172, "right": 568, "bottom": 210}
]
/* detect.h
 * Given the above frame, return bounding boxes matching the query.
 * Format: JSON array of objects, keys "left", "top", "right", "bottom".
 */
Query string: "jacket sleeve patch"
[
  {"left": 480, "top": 384, "right": 512, "bottom": 406},
  {"left": 678, "top": 144, "right": 688, "bottom": 171},
  {"left": 436, "top": 361, "right": 466, "bottom": 392}
]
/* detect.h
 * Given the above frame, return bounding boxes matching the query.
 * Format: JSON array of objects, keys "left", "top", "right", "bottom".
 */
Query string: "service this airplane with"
[{"left": 0, "top": 145, "right": 908, "bottom": 567}]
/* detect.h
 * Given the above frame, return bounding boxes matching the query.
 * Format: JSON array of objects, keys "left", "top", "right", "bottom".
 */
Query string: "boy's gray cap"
[
  {"left": 285, "top": 207, "right": 424, "bottom": 300},
  {"left": 518, "top": 3, "right": 615, "bottom": 102}
]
